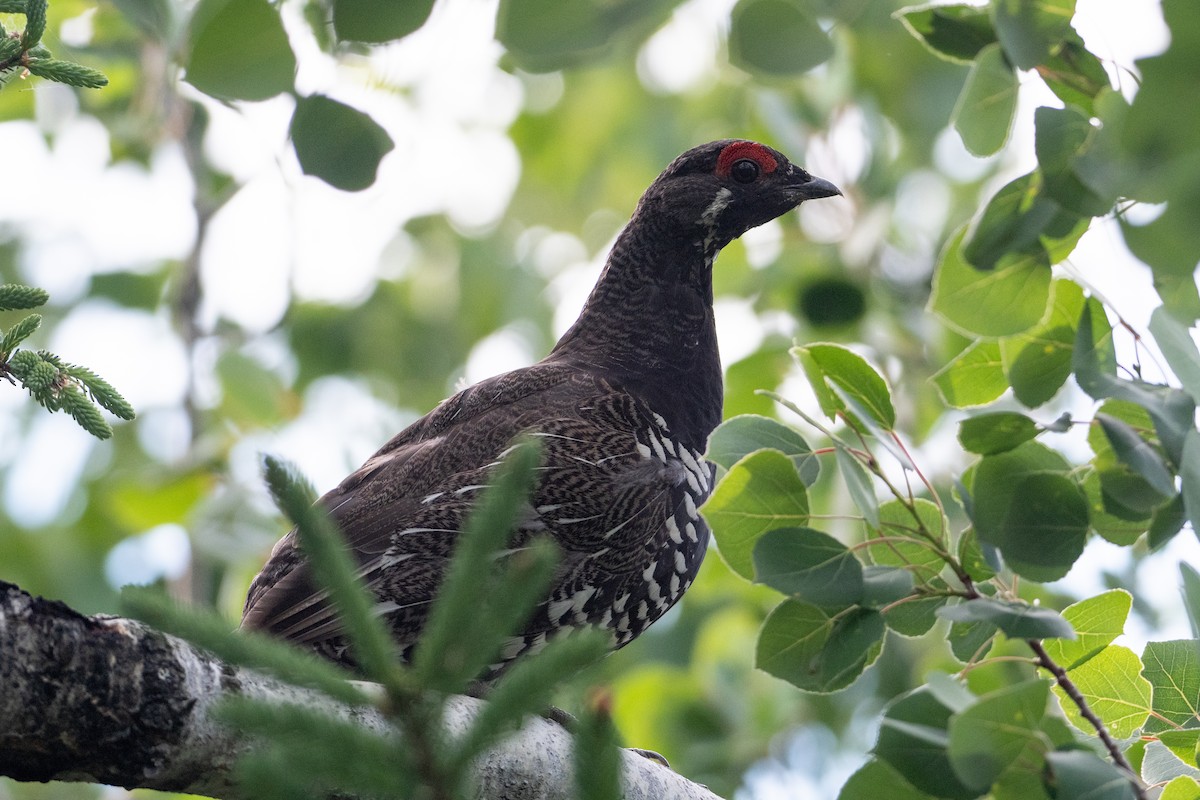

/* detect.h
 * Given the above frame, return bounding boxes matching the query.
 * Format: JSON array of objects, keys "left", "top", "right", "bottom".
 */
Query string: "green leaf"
[
  {"left": 111, "top": 0, "right": 177, "bottom": 40},
  {"left": 836, "top": 444, "right": 880, "bottom": 528},
  {"left": 926, "top": 672, "right": 977, "bottom": 714},
  {"left": 752, "top": 527, "right": 863, "bottom": 609},
  {"left": 1148, "top": 493, "right": 1187, "bottom": 550},
  {"left": 958, "top": 412, "right": 1040, "bottom": 455},
  {"left": 1097, "top": 413, "right": 1176, "bottom": 498},
  {"left": 1052, "top": 645, "right": 1151, "bottom": 737},
  {"left": 1160, "top": 775, "right": 1200, "bottom": 800},
  {"left": 290, "top": 95, "right": 394, "bottom": 192},
  {"left": 861, "top": 566, "right": 916, "bottom": 608},
  {"left": 1006, "top": 325, "right": 1075, "bottom": 408},
  {"left": 1072, "top": 297, "right": 1118, "bottom": 397},
  {"left": 704, "top": 449, "right": 810, "bottom": 580},
  {"left": 728, "top": 0, "right": 834, "bottom": 77},
  {"left": 1157, "top": 731, "right": 1200, "bottom": 772},
  {"left": 1043, "top": 750, "right": 1135, "bottom": 800},
  {"left": 972, "top": 442, "right": 1088, "bottom": 582},
  {"left": 1151, "top": 306, "right": 1200, "bottom": 405},
  {"left": 1081, "top": 469, "right": 1149, "bottom": 546},
  {"left": 961, "top": 174, "right": 1055, "bottom": 272},
  {"left": 706, "top": 414, "right": 820, "bottom": 486},
  {"left": 1041, "top": 590, "right": 1132, "bottom": 671},
  {"left": 937, "top": 597, "right": 1074, "bottom": 640},
  {"left": 1034, "top": 106, "right": 1113, "bottom": 217},
  {"left": 1075, "top": 304, "right": 1197, "bottom": 467},
  {"left": 933, "top": 340, "right": 1008, "bottom": 407},
  {"left": 876, "top": 687, "right": 978, "bottom": 800},
  {"left": 957, "top": 528, "right": 996, "bottom": 582},
  {"left": 756, "top": 601, "right": 884, "bottom": 693},
  {"left": 1142, "top": 640, "right": 1200, "bottom": 732},
  {"left": 866, "top": 498, "right": 947, "bottom": 585},
  {"left": 948, "top": 618, "right": 998, "bottom": 663},
  {"left": 894, "top": 2, "right": 997, "bottom": 63},
  {"left": 931, "top": 225, "right": 1051, "bottom": 337},
  {"left": 991, "top": 0, "right": 1075, "bottom": 71},
  {"left": 185, "top": 0, "right": 296, "bottom": 101},
  {"left": 951, "top": 43, "right": 1018, "bottom": 157},
  {"left": 797, "top": 343, "right": 896, "bottom": 431},
  {"left": 1183, "top": 563, "right": 1200, "bottom": 640},
  {"left": 1036, "top": 27, "right": 1112, "bottom": 116},
  {"left": 495, "top": 0, "right": 679, "bottom": 72},
  {"left": 1181, "top": 429, "right": 1200, "bottom": 535},
  {"left": 948, "top": 680, "right": 1049, "bottom": 791},
  {"left": 795, "top": 345, "right": 844, "bottom": 420},
  {"left": 332, "top": 0, "right": 434, "bottom": 43},
  {"left": 885, "top": 596, "right": 948, "bottom": 637},
  {"left": 839, "top": 759, "right": 933, "bottom": 800}
]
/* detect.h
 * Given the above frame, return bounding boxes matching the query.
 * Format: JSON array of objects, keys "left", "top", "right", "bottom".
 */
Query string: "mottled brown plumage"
[{"left": 242, "top": 140, "right": 839, "bottom": 677}]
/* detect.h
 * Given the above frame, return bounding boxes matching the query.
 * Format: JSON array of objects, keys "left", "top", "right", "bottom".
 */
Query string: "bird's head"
[{"left": 638, "top": 139, "right": 840, "bottom": 256}]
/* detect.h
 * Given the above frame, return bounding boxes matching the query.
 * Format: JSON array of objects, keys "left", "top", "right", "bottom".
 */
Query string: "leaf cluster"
[
  {"left": 704, "top": 326, "right": 1200, "bottom": 799},
  {"left": 122, "top": 440, "right": 620, "bottom": 800}
]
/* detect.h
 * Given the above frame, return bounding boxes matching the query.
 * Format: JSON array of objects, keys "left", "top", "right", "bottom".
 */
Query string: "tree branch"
[
  {"left": 0, "top": 581, "right": 723, "bottom": 800},
  {"left": 1027, "top": 638, "right": 1147, "bottom": 800}
]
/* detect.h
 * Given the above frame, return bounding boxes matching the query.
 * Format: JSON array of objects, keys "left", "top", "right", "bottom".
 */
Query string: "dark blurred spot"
[{"left": 797, "top": 276, "right": 866, "bottom": 327}]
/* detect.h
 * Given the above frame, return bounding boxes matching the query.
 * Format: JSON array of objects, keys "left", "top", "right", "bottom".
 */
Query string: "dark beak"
[{"left": 795, "top": 174, "right": 841, "bottom": 201}]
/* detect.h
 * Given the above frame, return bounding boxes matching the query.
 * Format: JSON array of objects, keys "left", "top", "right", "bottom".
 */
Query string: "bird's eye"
[{"left": 730, "top": 159, "right": 760, "bottom": 184}]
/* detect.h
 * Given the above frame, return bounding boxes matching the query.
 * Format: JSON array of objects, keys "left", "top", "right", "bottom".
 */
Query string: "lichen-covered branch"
[{"left": 0, "top": 581, "right": 722, "bottom": 800}]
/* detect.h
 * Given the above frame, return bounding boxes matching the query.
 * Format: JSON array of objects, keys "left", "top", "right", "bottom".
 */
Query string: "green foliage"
[
  {"left": 495, "top": 0, "right": 681, "bottom": 72},
  {"left": 950, "top": 43, "right": 1016, "bottom": 157},
  {"left": 122, "top": 444, "right": 612, "bottom": 800},
  {"left": 331, "top": 0, "right": 434, "bottom": 44},
  {"left": 0, "top": 0, "right": 108, "bottom": 88},
  {"left": 1, "top": 284, "right": 135, "bottom": 439},
  {"left": 184, "top": 0, "right": 295, "bottom": 101},
  {"left": 728, "top": 0, "right": 834, "bottom": 77},
  {"left": 705, "top": 414, "right": 820, "bottom": 486},
  {"left": 703, "top": 448, "right": 811, "bottom": 579},
  {"left": 290, "top": 94, "right": 395, "bottom": 192},
  {"left": 0, "top": 284, "right": 49, "bottom": 310},
  {"left": 574, "top": 690, "right": 623, "bottom": 800}
]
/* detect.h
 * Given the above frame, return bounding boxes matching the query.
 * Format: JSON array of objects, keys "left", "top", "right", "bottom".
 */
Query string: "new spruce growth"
[
  {"left": 0, "top": 283, "right": 135, "bottom": 439},
  {"left": 0, "top": 0, "right": 108, "bottom": 89},
  {"left": 122, "top": 444, "right": 617, "bottom": 800}
]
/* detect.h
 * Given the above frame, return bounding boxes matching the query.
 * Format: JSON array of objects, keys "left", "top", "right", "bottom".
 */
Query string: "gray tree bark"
[{"left": 0, "top": 581, "right": 723, "bottom": 800}]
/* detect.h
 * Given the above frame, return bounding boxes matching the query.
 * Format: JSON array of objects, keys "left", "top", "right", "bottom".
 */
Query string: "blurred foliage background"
[{"left": 0, "top": 0, "right": 1192, "bottom": 797}]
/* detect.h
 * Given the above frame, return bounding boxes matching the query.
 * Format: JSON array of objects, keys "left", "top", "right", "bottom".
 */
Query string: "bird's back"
[{"left": 241, "top": 360, "right": 713, "bottom": 675}]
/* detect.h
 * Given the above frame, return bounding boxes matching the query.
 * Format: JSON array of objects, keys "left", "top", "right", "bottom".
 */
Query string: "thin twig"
[{"left": 1027, "top": 639, "right": 1148, "bottom": 800}]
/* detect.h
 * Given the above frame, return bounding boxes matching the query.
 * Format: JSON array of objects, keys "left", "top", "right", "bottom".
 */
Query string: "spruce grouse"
[{"left": 242, "top": 140, "right": 840, "bottom": 677}]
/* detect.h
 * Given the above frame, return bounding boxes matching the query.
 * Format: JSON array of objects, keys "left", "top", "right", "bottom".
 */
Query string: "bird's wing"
[{"left": 239, "top": 363, "right": 684, "bottom": 660}]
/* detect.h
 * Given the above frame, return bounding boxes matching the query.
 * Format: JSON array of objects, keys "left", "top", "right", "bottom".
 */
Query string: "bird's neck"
[{"left": 547, "top": 216, "right": 724, "bottom": 450}]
